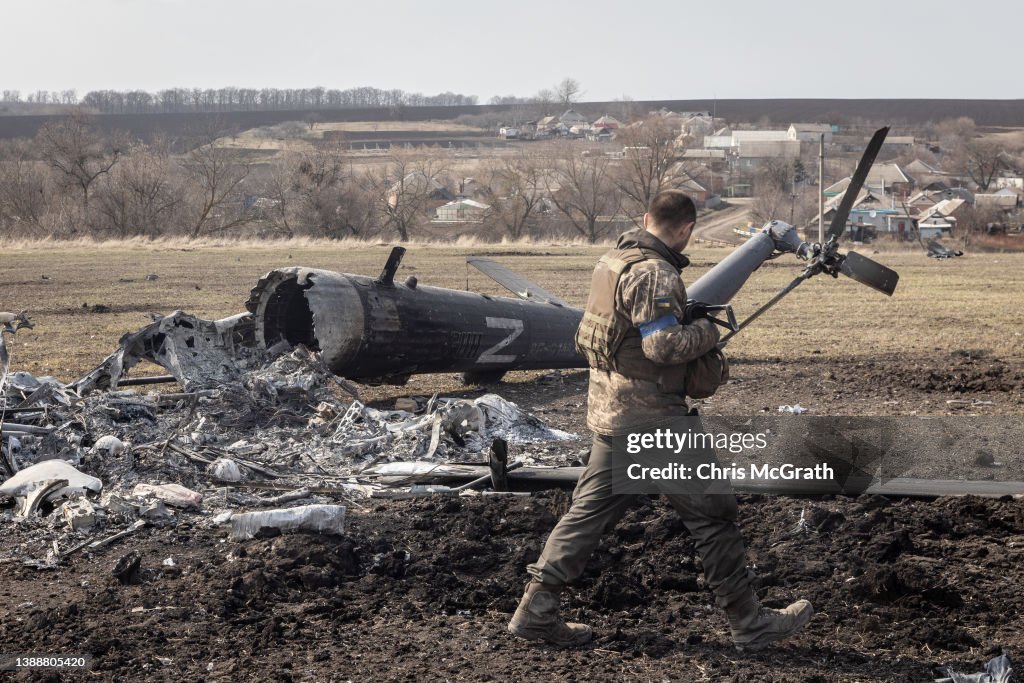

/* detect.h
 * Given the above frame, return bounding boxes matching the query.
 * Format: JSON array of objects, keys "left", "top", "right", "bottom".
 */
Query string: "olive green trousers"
[{"left": 527, "top": 434, "right": 752, "bottom": 607}]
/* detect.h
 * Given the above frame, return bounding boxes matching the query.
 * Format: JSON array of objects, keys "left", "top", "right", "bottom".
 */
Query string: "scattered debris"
[
  {"left": 229, "top": 504, "right": 347, "bottom": 541},
  {"left": 87, "top": 519, "right": 147, "bottom": 551},
  {"left": 947, "top": 399, "right": 994, "bottom": 408},
  {"left": 394, "top": 397, "right": 425, "bottom": 413},
  {"left": 778, "top": 404, "right": 809, "bottom": 414},
  {"left": 112, "top": 551, "right": 142, "bottom": 585},
  {"left": 927, "top": 240, "right": 964, "bottom": 259},
  {"left": 791, "top": 507, "right": 813, "bottom": 535},
  {"left": 209, "top": 458, "right": 243, "bottom": 482},
  {"left": 0, "top": 460, "right": 103, "bottom": 502},
  {"left": 132, "top": 483, "right": 203, "bottom": 510},
  {"left": 0, "top": 310, "right": 34, "bottom": 334},
  {"left": 71, "top": 311, "right": 256, "bottom": 394},
  {"left": 2, "top": 435, "right": 20, "bottom": 474},
  {"left": 93, "top": 435, "right": 126, "bottom": 457},
  {"left": 0, "top": 306, "right": 577, "bottom": 572},
  {"left": 61, "top": 497, "right": 100, "bottom": 531},
  {"left": 17, "top": 478, "right": 69, "bottom": 517},
  {"left": 975, "top": 450, "right": 997, "bottom": 467},
  {"left": 935, "top": 653, "right": 1012, "bottom": 683}
]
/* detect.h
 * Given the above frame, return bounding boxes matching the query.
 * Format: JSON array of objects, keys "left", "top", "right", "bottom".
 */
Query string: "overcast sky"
[{"left": 3, "top": 0, "right": 1021, "bottom": 101}]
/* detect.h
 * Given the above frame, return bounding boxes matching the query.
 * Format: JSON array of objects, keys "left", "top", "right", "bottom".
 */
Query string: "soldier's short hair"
[{"left": 647, "top": 191, "right": 696, "bottom": 231}]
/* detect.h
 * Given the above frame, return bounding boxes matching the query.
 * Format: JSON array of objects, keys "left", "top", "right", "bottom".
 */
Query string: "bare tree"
[
  {"left": 754, "top": 158, "right": 792, "bottom": 194},
  {"left": 93, "top": 141, "right": 184, "bottom": 238},
  {"left": 181, "top": 140, "right": 253, "bottom": 238},
  {"left": 612, "top": 94, "right": 636, "bottom": 123},
  {"left": 958, "top": 203, "right": 1009, "bottom": 234},
  {"left": 259, "top": 158, "right": 297, "bottom": 237},
  {"left": 554, "top": 78, "right": 583, "bottom": 107},
  {"left": 953, "top": 139, "right": 1010, "bottom": 191},
  {"left": 932, "top": 116, "right": 977, "bottom": 150},
  {"left": 0, "top": 140, "right": 48, "bottom": 236},
  {"left": 367, "top": 148, "right": 449, "bottom": 241},
  {"left": 929, "top": 116, "right": 1009, "bottom": 190},
  {"left": 533, "top": 88, "right": 556, "bottom": 113},
  {"left": 36, "top": 111, "right": 123, "bottom": 215},
  {"left": 479, "top": 151, "right": 546, "bottom": 240},
  {"left": 613, "top": 117, "right": 690, "bottom": 226},
  {"left": 547, "top": 142, "right": 620, "bottom": 243},
  {"left": 749, "top": 159, "right": 794, "bottom": 224},
  {"left": 333, "top": 170, "right": 380, "bottom": 238},
  {"left": 750, "top": 186, "right": 789, "bottom": 224},
  {"left": 287, "top": 142, "right": 366, "bottom": 238}
]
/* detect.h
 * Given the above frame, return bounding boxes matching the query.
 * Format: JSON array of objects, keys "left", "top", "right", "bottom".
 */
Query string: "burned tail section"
[{"left": 246, "top": 264, "right": 584, "bottom": 385}]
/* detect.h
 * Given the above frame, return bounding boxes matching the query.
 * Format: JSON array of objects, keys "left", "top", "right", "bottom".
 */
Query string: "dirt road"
[{"left": 694, "top": 199, "right": 753, "bottom": 245}]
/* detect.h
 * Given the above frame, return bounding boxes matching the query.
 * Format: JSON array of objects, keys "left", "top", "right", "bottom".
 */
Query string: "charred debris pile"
[{"left": 0, "top": 309, "right": 578, "bottom": 569}]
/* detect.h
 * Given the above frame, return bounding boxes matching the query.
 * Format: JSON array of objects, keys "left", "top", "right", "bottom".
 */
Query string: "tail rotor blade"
[
  {"left": 839, "top": 251, "right": 899, "bottom": 296},
  {"left": 827, "top": 127, "right": 890, "bottom": 242}
]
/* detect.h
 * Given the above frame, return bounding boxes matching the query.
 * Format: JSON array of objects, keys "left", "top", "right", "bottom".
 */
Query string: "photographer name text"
[{"left": 626, "top": 462, "right": 835, "bottom": 481}]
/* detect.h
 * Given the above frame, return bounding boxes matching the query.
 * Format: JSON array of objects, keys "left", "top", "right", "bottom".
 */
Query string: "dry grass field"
[
  {"left": 213, "top": 119, "right": 488, "bottom": 156},
  {"left": 2, "top": 239, "right": 1022, "bottom": 386}
]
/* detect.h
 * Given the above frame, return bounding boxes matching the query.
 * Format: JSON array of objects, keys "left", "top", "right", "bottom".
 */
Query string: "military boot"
[
  {"left": 508, "top": 581, "right": 593, "bottom": 647},
  {"left": 726, "top": 591, "right": 813, "bottom": 652}
]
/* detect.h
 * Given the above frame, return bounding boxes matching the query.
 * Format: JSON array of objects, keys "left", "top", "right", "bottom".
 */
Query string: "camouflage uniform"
[
  {"left": 574, "top": 230, "right": 724, "bottom": 435},
  {"left": 526, "top": 228, "right": 753, "bottom": 610}
]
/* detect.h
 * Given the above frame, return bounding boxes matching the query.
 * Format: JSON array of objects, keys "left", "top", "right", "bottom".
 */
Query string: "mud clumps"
[{"left": 1, "top": 493, "right": 1023, "bottom": 680}]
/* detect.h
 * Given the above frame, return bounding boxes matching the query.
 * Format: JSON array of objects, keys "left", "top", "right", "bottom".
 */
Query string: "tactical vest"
[{"left": 575, "top": 247, "right": 688, "bottom": 392}]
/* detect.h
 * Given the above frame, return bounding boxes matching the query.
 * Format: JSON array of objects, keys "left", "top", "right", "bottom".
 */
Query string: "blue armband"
[{"left": 638, "top": 315, "right": 678, "bottom": 338}]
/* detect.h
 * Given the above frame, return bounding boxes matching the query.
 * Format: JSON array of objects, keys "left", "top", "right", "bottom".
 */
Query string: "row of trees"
[
  {"left": 2, "top": 77, "right": 589, "bottom": 116},
  {"left": 0, "top": 113, "right": 701, "bottom": 242},
  {"left": 0, "top": 113, "right": 259, "bottom": 239},
  {"left": 1, "top": 90, "right": 79, "bottom": 106},
  {"left": 0, "top": 87, "right": 479, "bottom": 115}
]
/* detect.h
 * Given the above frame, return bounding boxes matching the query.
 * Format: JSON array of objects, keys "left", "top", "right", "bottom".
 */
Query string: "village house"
[
  {"left": 387, "top": 172, "right": 454, "bottom": 208},
  {"left": 976, "top": 190, "right": 1022, "bottom": 212},
  {"left": 865, "top": 163, "right": 913, "bottom": 197},
  {"left": 680, "top": 114, "right": 726, "bottom": 140},
  {"left": 456, "top": 178, "right": 486, "bottom": 199},
  {"left": 680, "top": 148, "right": 728, "bottom": 174},
  {"left": 904, "top": 159, "right": 948, "bottom": 188},
  {"left": 882, "top": 136, "right": 915, "bottom": 150},
  {"left": 434, "top": 198, "right": 490, "bottom": 223},
  {"left": 558, "top": 109, "right": 589, "bottom": 128},
  {"left": 788, "top": 123, "right": 833, "bottom": 143},
  {"left": 662, "top": 162, "right": 714, "bottom": 204},
  {"left": 917, "top": 208, "right": 956, "bottom": 238},
  {"left": 535, "top": 115, "right": 558, "bottom": 134},
  {"left": 991, "top": 173, "right": 1024, "bottom": 191},
  {"left": 590, "top": 114, "right": 621, "bottom": 130},
  {"left": 815, "top": 188, "right": 911, "bottom": 239},
  {"left": 733, "top": 139, "right": 800, "bottom": 168}
]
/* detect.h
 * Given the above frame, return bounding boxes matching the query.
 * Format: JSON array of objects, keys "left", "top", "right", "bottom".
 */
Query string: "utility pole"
[
  {"left": 790, "top": 157, "right": 797, "bottom": 225},
  {"left": 818, "top": 133, "right": 825, "bottom": 243}
]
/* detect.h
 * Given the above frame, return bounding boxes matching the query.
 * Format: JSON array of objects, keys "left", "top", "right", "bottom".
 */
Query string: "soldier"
[{"left": 508, "top": 190, "right": 813, "bottom": 651}]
